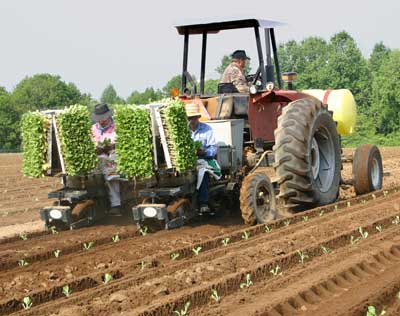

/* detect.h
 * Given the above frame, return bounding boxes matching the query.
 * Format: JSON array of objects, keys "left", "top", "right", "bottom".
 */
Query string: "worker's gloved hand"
[
  {"left": 96, "top": 146, "right": 104, "bottom": 155},
  {"left": 103, "top": 143, "right": 115, "bottom": 154},
  {"left": 197, "top": 148, "right": 206, "bottom": 157}
]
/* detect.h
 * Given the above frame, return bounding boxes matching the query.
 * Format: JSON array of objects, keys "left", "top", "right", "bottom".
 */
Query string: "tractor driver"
[
  {"left": 186, "top": 103, "right": 219, "bottom": 214},
  {"left": 91, "top": 103, "right": 122, "bottom": 216},
  {"left": 220, "top": 50, "right": 250, "bottom": 93}
]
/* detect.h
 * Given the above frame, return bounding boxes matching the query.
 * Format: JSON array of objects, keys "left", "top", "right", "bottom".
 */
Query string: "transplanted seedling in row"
[
  {"left": 350, "top": 235, "right": 360, "bottom": 245},
  {"left": 265, "top": 225, "right": 272, "bottom": 233},
  {"left": 283, "top": 219, "right": 291, "bottom": 227},
  {"left": 174, "top": 301, "right": 191, "bottom": 316},
  {"left": 240, "top": 273, "right": 253, "bottom": 288},
  {"left": 392, "top": 216, "right": 400, "bottom": 225},
  {"left": 372, "top": 194, "right": 376, "bottom": 200},
  {"left": 140, "top": 260, "right": 146, "bottom": 271},
  {"left": 192, "top": 246, "right": 202, "bottom": 255},
  {"left": 297, "top": 250, "right": 309, "bottom": 265},
  {"left": 270, "top": 265, "right": 282, "bottom": 276},
  {"left": 22, "top": 296, "right": 32, "bottom": 310},
  {"left": 18, "top": 259, "right": 29, "bottom": 267},
  {"left": 334, "top": 205, "right": 338, "bottom": 211},
  {"left": 210, "top": 289, "right": 221, "bottom": 302},
  {"left": 170, "top": 252, "right": 180, "bottom": 261},
  {"left": 321, "top": 245, "right": 332, "bottom": 254},
  {"left": 53, "top": 249, "right": 61, "bottom": 258},
  {"left": 358, "top": 227, "right": 368, "bottom": 239},
  {"left": 103, "top": 273, "right": 113, "bottom": 284},
  {"left": 302, "top": 216, "right": 309, "bottom": 222},
  {"left": 62, "top": 285, "right": 72, "bottom": 297},
  {"left": 139, "top": 226, "right": 148, "bottom": 236},
  {"left": 112, "top": 234, "right": 120, "bottom": 243},
  {"left": 222, "top": 237, "right": 230, "bottom": 246},
  {"left": 383, "top": 190, "right": 388, "bottom": 197},
  {"left": 319, "top": 210, "right": 325, "bottom": 217},
  {"left": 83, "top": 242, "right": 94, "bottom": 250},
  {"left": 50, "top": 226, "right": 59, "bottom": 234},
  {"left": 366, "top": 306, "right": 386, "bottom": 316},
  {"left": 19, "top": 233, "right": 28, "bottom": 240},
  {"left": 242, "top": 231, "right": 250, "bottom": 240},
  {"left": 397, "top": 290, "right": 400, "bottom": 301},
  {"left": 375, "top": 225, "right": 383, "bottom": 233},
  {"left": 347, "top": 201, "right": 351, "bottom": 207}
]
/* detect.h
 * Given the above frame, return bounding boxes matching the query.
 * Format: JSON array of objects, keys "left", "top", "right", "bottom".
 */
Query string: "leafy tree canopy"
[{"left": 100, "top": 84, "right": 125, "bottom": 105}]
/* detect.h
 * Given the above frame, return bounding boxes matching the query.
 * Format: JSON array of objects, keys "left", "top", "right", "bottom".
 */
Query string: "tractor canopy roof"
[{"left": 175, "top": 18, "right": 285, "bottom": 35}]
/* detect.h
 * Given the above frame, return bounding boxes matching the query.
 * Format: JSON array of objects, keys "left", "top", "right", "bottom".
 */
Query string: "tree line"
[{"left": 0, "top": 30, "right": 399, "bottom": 151}]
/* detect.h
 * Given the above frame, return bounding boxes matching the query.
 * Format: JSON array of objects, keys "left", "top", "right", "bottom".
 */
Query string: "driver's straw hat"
[{"left": 185, "top": 103, "right": 201, "bottom": 118}]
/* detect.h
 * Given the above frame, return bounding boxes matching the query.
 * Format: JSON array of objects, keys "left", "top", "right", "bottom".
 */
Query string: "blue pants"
[{"left": 198, "top": 173, "right": 209, "bottom": 206}]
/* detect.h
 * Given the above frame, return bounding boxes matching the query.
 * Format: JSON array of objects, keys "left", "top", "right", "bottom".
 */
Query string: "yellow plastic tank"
[{"left": 302, "top": 89, "right": 356, "bottom": 135}]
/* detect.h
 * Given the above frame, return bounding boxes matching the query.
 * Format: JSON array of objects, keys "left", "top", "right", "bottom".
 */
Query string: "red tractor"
[{"left": 163, "top": 18, "right": 383, "bottom": 225}]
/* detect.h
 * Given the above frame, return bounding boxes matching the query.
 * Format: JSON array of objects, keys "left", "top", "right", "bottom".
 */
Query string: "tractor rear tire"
[
  {"left": 273, "top": 98, "right": 341, "bottom": 210},
  {"left": 240, "top": 171, "right": 277, "bottom": 225},
  {"left": 353, "top": 144, "right": 383, "bottom": 195}
]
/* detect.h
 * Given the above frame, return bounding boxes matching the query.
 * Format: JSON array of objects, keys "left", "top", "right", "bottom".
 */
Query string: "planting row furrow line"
[{"left": 8, "top": 210, "right": 400, "bottom": 316}]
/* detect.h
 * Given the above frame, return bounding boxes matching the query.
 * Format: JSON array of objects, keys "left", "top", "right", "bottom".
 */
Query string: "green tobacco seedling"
[
  {"left": 103, "top": 273, "right": 113, "bottom": 284},
  {"left": 192, "top": 246, "right": 202, "bottom": 255},
  {"left": 240, "top": 273, "right": 253, "bottom": 288},
  {"left": 170, "top": 253, "right": 180, "bottom": 261},
  {"left": 242, "top": 231, "right": 250, "bottom": 240},
  {"left": 222, "top": 237, "right": 230, "bottom": 246},
  {"left": 62, "top": 285, "right": 72, "bottom": 297},
  {"left": 53, "top": 249, "right": 61, "bottom": 258},
  {"left": 211, "top": 289, "right": 221, "bottom": 302},
  {"left": 173, "top": 301, "right": 191, "bottom": 316},
  {"left": 22, "top": 297, "right": 33, "bottom": 310},
  {"left": 83, "top": 242, "right": 94, "bottom": 250}
]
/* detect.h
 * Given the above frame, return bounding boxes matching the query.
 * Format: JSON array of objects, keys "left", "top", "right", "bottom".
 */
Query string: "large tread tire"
[
  {"left": 240, "top": 171, "right": 277, "bottom": 225},
  {"left": 273, "top": 98, "right": 341, "bottom": 210},
  {"left": 353, "top": 144, "right": 383, "bottom": 195}
]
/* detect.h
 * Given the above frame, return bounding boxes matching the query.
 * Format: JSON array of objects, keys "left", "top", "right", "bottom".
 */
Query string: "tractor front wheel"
[{"left": 240, "top": 171, "right": 277, "bottom": 225}]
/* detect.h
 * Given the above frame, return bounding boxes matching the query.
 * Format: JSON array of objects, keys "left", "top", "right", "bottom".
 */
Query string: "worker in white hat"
[{"left": 186, "top": 103, "right": 218, "bottom": 214}]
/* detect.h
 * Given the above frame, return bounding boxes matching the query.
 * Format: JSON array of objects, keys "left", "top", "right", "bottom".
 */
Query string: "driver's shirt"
[{"left": 220, "top": 63, "right": 249, "bottom": 93}]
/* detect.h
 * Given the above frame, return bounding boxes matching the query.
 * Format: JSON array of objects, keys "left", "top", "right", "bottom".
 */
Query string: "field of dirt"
[{"left": 1, "top": 148, "right": 400, "bottom": 316}]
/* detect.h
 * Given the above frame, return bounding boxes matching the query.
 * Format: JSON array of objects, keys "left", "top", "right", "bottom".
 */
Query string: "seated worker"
[
  {"left": 91, "top": 103, "right": 121, "bottom": 216},
  {"left": 220, "top": 50, "right": 250, "bottom": 93},
  {"left": 185, "top": 103, "right": 219, "bottom": 214}
]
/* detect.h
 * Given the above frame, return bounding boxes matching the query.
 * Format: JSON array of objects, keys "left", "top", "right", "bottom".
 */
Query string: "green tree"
[
  {"left": 11, "top": 74, "right": 83, "bottom": 113},
  {"left": 215, "top": 55, "right": 251, "bottom": 76},
  {"left": 371, "top": 50, "right": 400, "bottom": 134},
  {"left": 324, "top": 31, "right": 371, "bottom": 108},
  {"left": 100, "top": 84, "right": 125, "bottom": 104},
  {"left": 278, "top": 37, "right": 331, "bottom": 90},
  {"left": 369, "top": 42, "right": 391, "bottom": 74},
  {"left": 0, "top": 88, "right": 19, "bottom": 150},
  {"left": 127, "top": 87, "right": 162, "bottom": 104},
  {"left": 204, "top": 79, "right": 219, "bottom": 95}
]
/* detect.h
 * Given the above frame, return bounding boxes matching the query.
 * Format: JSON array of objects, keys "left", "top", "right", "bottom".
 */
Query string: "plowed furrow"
[{"left": 5, "top": 193, "right": 400, "bottom": 316}]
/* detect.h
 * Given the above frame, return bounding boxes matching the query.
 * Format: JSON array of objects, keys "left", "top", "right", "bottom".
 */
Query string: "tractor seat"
[{"left": 217, "top": 82, "right": 239, "bottom": 94}]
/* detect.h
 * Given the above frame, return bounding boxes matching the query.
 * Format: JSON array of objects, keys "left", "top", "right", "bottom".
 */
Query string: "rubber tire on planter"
[
  {"left": 273, "top": 97, "right": 341, "bottom": 211},
  {"left": 352, "top": 144, "right": 383, "bottom": 195},
  {"left": 240, "top": 171, "right": 277, "bottom": 225}
]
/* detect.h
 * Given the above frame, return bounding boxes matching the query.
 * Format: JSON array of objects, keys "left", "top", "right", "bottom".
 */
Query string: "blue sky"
[{"left": 0, "top": 0, "right": 399, "bottom": 98}]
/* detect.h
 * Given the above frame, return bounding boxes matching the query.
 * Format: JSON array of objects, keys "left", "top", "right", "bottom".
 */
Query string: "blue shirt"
[{"left": 191, "top": 122, "right": 218, "bottom": 158}]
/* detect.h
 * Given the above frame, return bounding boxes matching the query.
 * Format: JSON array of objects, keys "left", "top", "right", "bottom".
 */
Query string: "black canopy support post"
[
  {"left": 200, "top": 31, "right": 207, "bottom": 95},
  {"left": 270, "top": 28, "right": 282, "bottom": 89},
  {"left": 264, "top": 28, "right": 275, "bottom": 84},
  {"left": 254, "top": 27, "right": 266, "bottom": 86},
  {"left": 181, "top": 30, "right": 189, "bottom": 93}
]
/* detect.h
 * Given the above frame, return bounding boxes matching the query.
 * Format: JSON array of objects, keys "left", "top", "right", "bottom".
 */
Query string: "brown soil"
[{"left": 0, "top": 148, "right": 400, "bottom": 316}]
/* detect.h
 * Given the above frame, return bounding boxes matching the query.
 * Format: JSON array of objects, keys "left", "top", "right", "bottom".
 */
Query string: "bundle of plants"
[
  {"left": 21, "top": 111, "right": 50, "bottom": 177},
  {"left": 57, "top": 104, "right": 98, "bottom": 176},
  {"left": 114, "top": 104, "right": 153, "bottom": 178},
  {"left": 160, "top": 99, "right": 197, "bottom": 172}
]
